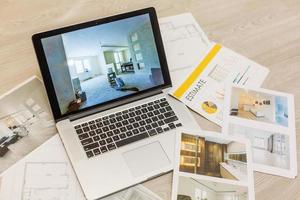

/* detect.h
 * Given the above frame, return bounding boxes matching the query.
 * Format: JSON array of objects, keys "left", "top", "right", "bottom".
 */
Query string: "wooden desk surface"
[{"left": 1, "top": 0, "right": 299, "bottom": 199}]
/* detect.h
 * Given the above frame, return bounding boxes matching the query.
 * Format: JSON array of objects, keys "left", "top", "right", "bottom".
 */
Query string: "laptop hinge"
[{"left": 66, "top": 88, "right": 164, "bottom": 122}]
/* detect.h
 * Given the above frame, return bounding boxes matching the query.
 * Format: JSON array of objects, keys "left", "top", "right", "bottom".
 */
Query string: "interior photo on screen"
[{"left": 41, "top": 14, "right": 164, "bottom": 115}]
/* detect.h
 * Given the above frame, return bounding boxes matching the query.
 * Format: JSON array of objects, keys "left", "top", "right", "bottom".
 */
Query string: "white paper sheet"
[
  {"left": 222, "top": 86, "right": 297, "bottom": 178},
  {"left": 0, "top": 134, "right": 164, "bottom": 200},
  {"left": 171, "top": 129, "right": 255, "bottom": 200},
  {"left": 170, "top": 43, "right": 269, "bottom": 126},
  {"left": 159, "top": 13, "right": 212, "bottom": 88}
]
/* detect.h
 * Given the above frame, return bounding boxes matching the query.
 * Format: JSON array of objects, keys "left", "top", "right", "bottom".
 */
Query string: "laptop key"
[
  {"left": 100, "top": 146, "right": 108, "bottom": 153},
  {"left": 141, "top": 114, "right": 147, "bottom": 119},
  {"left": 151, "top": 122, "right": 158, "bottom": 128},
  {"left": 126, "top": 131, "right": 133, "bottom": 137},
  {"left": 79, "top": 133, "right": 89, "bottom": 140},
  {"left": 113, "top": 129, "right": 120, "bottom": 135},
  {"left": 148, "top": 129, "right": 157, "bottom": 136},
  {"left": 74, "top": 125, "right": 81, "bottom": 129},
  {"left": 156, "top": 127, "right": 163, "bottom": 134},
  {"left": 106, "top": 137, "right": 113, "bottom": 144},
  {"left": 100, "top": 133, "right": 107, "bottom": 139},
  {"left": 139, "top": 120, "right": 146, "bottom": 126},
  {"left": 81, "top": 138, "right": 93, "bottom": 146},
  {"left": 164, "top": 111, "right": 175, "bottom": 118},
  {"left": 164, "top": 116, "right": 178, "bottom": 124},
  {"left": 109, "top": 118, "right": 116, "bottom": 123},
  {"left": 84, "top": 142, "right": 99, "bottom": 151},
  {"left": 145, "top": 125, "right": 152, "bottom": 130},
  {"left": 139, "top": 127, "right": 146, "bottom": 132},
  {"left": 82, "top": 123, "right": 88, "bottom": 127},
  {"left": 83, "top": 127, "right": 90, "bottom": 132},
  {"left": 116, "top": 122, "right": 122, "bottom": 127},
  {"left": 132, "top": 129, "right": 139, "bottom": 135},
  {"left": 164, "top": 127, "right": 170, "bottom": 132},
  {"left": 90, "top": 124, "right": 97, "bottom": 130},
  {"left": 115, "top": 132, "right": 149, "bottom": 147},
  {"left": 113, "top": 135, "right": 120, "bottom": 141},
  {"left": 102, "top": 126, "right": 109, "bottom": 132},
  {"left": 120, "top": 127, "right": 126, "bottom": 132},
  {"left": 96, "top": 122, "right": 103, "bottom": 128},
  {"left": 76, "top": 129, "right": 83, "bottom": 134},
  {"left": 88, "top": 120, "right": 95, "bottom": 124},
  {"left": 107, "top": 131, "right": 113, "bottom": 137},
  {"left": 176, "top": 123, "right": 182, "bottom": 127},
  {"left": 168, "top": 123, "right": 176, "bottom": 129},
  {"left": 96, "top": 129, "right": 102, "bottom": 134},
  {"left": 93, "top": 135, "right": 100, "bottom": 141},
  {"left": 99, "top": 140, "right": 106, "bottom": 146},
  {"left": 107, "top": 143, "right": 117, "bottom": 151},
  {"left": 133, "top": 122, "right": 139, "bottom": 128},
  {"left": 165, "top": 106, "right": 172, "bottom": 111},
  {"left": 93, "top": 148, "right": 101, "bottom": 155},
  {"left": 128, "top": 118, "right": 135, "bottom": 123},
  {"left": 103, "top": 120, "right": 110, "bottom": 125},
  {"left": 86, "top": 151, "right": 94, "bottom": 158},
  {"left": 89, "top": 131, "right": 96, "bottom": 136},
  {"left": 160, "top": 102, "right": 169, "bottom": 107},
  {"left": 120, "top": 133, "right": 126, "bottom": 139},
  {"left": 158, "top": 121, "right": 164, "bottom": 126},
  {"left": 109, "top": 124, "right": 116, "bottom": 130}
]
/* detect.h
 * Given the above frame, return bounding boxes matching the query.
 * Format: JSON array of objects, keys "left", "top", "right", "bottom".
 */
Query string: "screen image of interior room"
[
  {"left": 229, "top": 123, "right": 290, "bottom": 169},
  {"left": 176, "top": 176, "right": 248, "bottom": 200},
  {"left": 229, "top": 88, "right": 289, "bottom": 127},
  {"left": 0, "top": 78, "right": 56, "bottom": 172},
  {"left": 41, "top": 14, "right": 164, "bottom": 115},
  {"left": 179, "top": 133, "right": 248, "bottom": 181}
]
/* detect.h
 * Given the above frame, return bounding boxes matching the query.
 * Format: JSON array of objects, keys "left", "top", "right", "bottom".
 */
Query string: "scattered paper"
[
  {"left": 170, "top": 43, "right": 269, "bottom": 126},
  {"left": 222, "top": 86, "right": 297, "bottom": 178},
  {"left": 172, "top": 129, "right": 255, "bottom": 200}
]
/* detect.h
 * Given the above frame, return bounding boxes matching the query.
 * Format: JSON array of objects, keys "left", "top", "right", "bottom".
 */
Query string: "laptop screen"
[{"left": 40, "top": 13, "right": 165, "bottom": 116}]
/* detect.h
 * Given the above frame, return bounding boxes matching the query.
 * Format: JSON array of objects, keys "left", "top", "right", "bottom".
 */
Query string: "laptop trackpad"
[{"left": 123, "top": 142, "right": 170, "bottom": 177}]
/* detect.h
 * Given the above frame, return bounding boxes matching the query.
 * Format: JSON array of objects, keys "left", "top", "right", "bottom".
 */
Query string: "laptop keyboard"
[{"left": 74, "top": 98, "right": 182, "bottom": 158}]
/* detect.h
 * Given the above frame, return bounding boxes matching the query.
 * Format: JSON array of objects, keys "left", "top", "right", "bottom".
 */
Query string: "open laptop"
[{"left": 32, "top": 7, "right": 199, "bottom": 199}]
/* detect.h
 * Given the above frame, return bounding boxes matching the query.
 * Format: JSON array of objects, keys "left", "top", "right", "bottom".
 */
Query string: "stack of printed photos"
[{"left": 171, "top": 86, "right": 296, "bottom": 200}]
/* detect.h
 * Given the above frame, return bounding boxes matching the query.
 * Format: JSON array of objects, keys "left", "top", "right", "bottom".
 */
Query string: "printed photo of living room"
[
  {"left": 229, "top": 87, "right": 289, "bottom": 127},
  {"left": 42, "top": 14, "right": 164, "bottom": 115},
  {"left": 228, "top": 123, "right": 290, "bottom": 170},
  {"left": 179, "top": 133, "right": 248, "bottom": 182},
  {"left": 176, "top": 176, "right": 248, "bottom": 200},
  {"left": 0, "top": 77, "right": 56, "bottom": 173}
]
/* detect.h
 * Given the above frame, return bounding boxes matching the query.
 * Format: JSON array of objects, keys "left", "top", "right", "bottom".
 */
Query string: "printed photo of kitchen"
[
  {"left": 228, "top": 123, "right": 290, "bottom": 170},
  {"left": 176, "top": 176, "right": 248, "bottom": 200},
  {"left": 229, "top": 87, "right": 289, "bottom": 127},
  {"left": 179, "top": 133, "right": 248, "bottom": 182}
]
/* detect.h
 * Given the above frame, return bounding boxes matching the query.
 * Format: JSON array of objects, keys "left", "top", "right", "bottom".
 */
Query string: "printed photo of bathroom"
[
  {"left": 0, "top": 77, "right": 56, "bottom": 173},
  {"left": 179, "top": 133, "right": 248, "bottom": 182},
  {"left": 228, "top": 123, "right": 290, "bottom": 170},
  {"left": 229, "top": 87, "right": 289, "bottom": 127},
  {"left": 176, "top": 176, "right": 248, "bottom": 200},
  {"left": 41, "top": 14, "right": 164, "bottom": 115}
]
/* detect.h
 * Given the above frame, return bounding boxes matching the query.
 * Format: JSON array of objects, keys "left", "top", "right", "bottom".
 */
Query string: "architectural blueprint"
[
  {"left": 159, "top": 13, "right": 212, "bottom": 88},
  {"left": 0, "top": 135, "right": 85, "bottom": 200}
]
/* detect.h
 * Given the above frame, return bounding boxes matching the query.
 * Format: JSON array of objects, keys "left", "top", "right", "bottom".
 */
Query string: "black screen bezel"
[{"left": 32, "top": 7, "right": 171, "bottom": 121}]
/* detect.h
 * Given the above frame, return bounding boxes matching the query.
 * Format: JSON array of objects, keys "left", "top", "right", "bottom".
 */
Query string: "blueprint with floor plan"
[
  {"left": 159, "top": 13, "right": 212, "bottom": 88},
  {"left": 0, "top": 134, "right": 164, "bottom": 200},
  {"left": 0, "top": 134, "right": 85, "bottom": 200}
]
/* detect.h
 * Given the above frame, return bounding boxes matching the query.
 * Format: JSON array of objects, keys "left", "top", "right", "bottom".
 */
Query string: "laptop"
[{"left": 32, "top": 7, "right": 199, "bottom": 199}]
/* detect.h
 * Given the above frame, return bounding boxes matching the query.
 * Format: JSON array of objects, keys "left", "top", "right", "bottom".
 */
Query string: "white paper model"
[
  {"left": 0, "top": 76, "right": 56, "bottom": 173},
  {"left": 172, "top": 129, "right": 255, "bottom": 200},
  {"left": 222, "top": 86, "right": 297, "bottom": 178},
  {"left": 170, "top": 43, "right": 269, "bottom": 126}
]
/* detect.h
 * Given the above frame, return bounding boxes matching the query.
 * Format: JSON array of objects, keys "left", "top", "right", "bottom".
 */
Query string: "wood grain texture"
[{"left": 0, "top": 0, "right": 299, "bottom": 199}]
